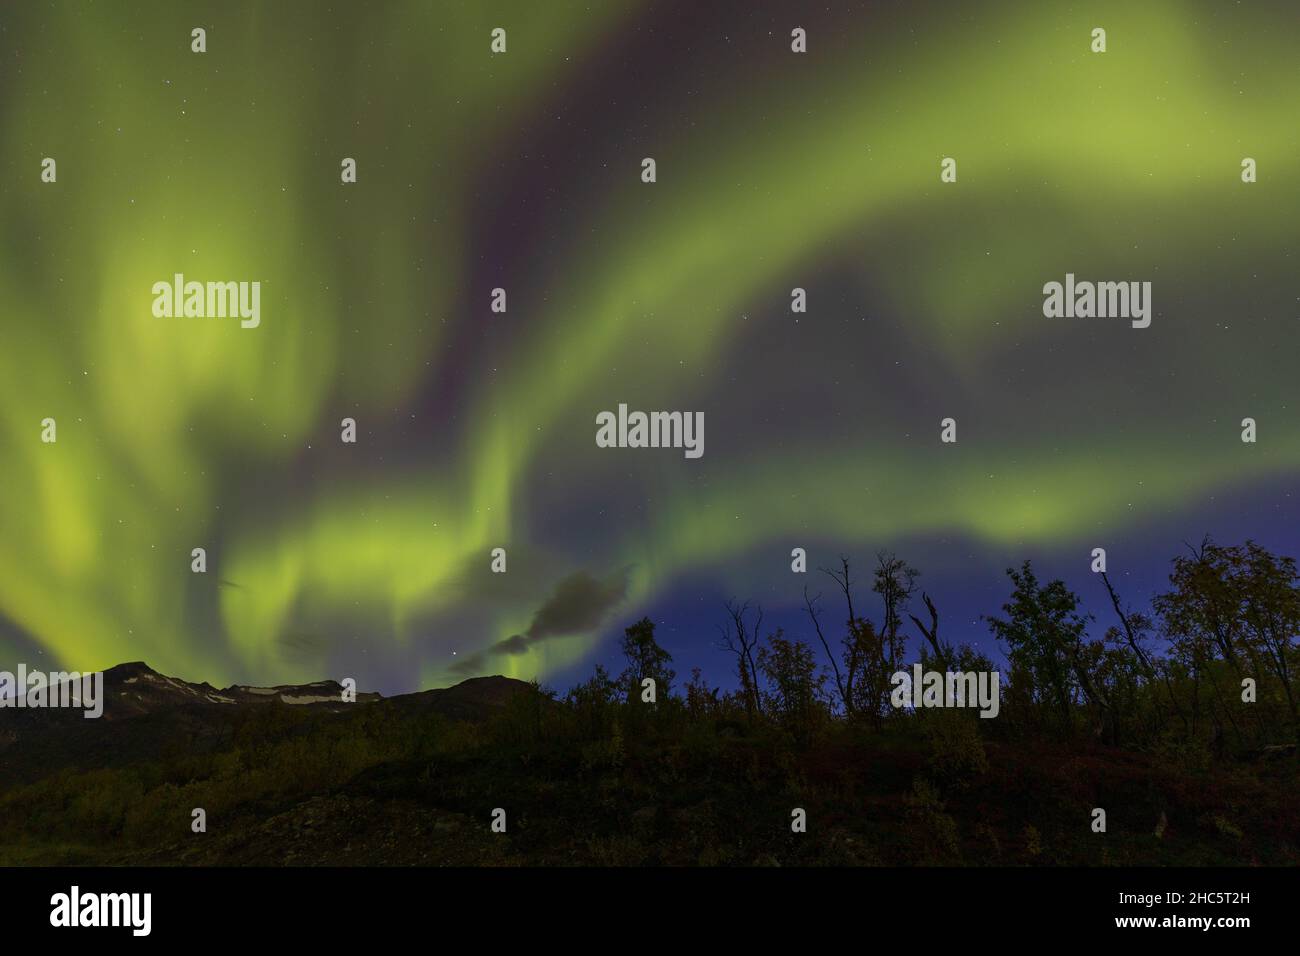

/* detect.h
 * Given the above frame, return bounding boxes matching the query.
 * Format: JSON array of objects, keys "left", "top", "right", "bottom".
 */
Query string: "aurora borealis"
[{"left": 2, "top": 1, "right": 1299, "bottom": 695}]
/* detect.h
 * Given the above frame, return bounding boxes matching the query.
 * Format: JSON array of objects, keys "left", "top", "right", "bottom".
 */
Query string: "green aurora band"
[{"left": 2, "top": 0, "right": 1298, "bottom": 689}]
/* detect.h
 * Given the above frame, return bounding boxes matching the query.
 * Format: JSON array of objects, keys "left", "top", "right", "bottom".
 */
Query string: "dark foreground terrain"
[{"left": 0, "top": 661, "right": 1295, "bottom": 866}]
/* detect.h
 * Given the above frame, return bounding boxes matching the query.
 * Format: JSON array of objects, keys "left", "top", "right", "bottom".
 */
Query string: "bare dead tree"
[
  {"left": 807, "top": 557, "right": 866, "bottom": 715},
  {"left": 1100, "top": 569, "right": 1187, "bottom": 734},
  {"left": 873, "top": 551, "right": 918, "bottom": 673},
  {"left": 805, "top": 586, "right": 851, "bottom": 716},
  {"left": 824, "top": 557, "right": 858, "bottom": 625},
  {"left": 909, "top": 591, "right": 949, "bottom": 672},
  {"left": 718, "top": 599, "right": 765, "bottom": 720}
]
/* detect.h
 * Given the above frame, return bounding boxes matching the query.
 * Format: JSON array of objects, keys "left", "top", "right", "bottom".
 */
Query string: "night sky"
[{"left": 2, "top": 1, "right": 1298, "bottom": 696}]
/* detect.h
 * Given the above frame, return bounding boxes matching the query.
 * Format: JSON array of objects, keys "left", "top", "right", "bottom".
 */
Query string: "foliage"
[{"left": 1, "top": 539, "right": 1296, "bottom": 866}]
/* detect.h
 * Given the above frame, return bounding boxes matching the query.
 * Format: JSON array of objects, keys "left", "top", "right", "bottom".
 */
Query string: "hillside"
[{"left": 0, "top": 661, "right": 1295, "bottom": 866}]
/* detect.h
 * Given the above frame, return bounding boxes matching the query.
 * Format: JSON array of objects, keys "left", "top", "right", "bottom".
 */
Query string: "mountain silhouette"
[{"left": 0, "top": 662, "right": 531, "bottom": 782}]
